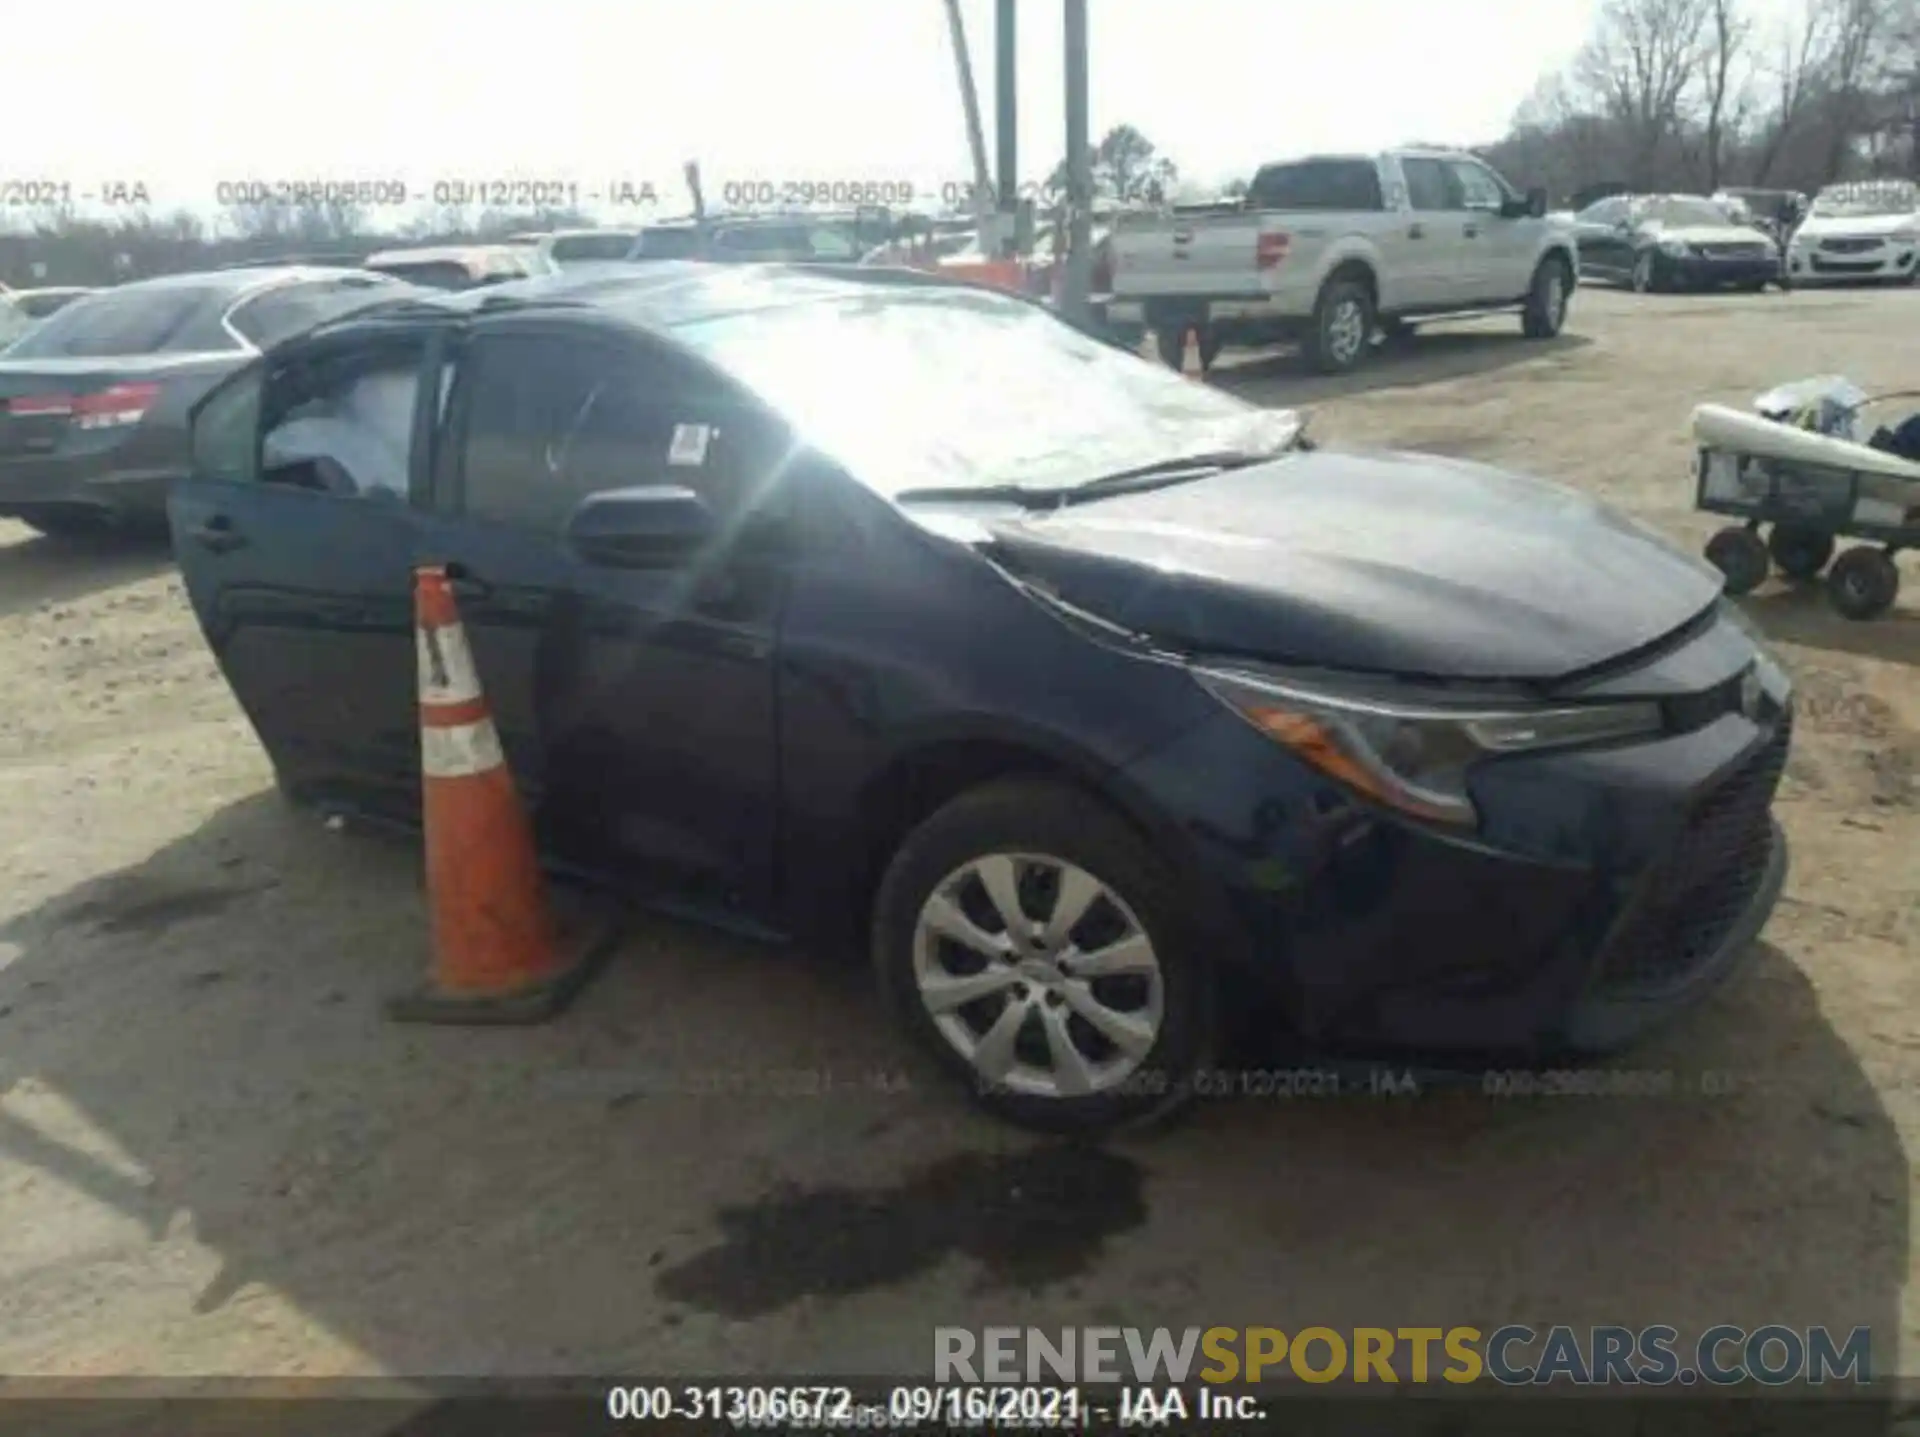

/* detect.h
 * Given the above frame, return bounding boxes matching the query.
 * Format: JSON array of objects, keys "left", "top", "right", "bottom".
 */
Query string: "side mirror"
[{"left": 565, "top": 484, "right": 716, "bottom": 568}]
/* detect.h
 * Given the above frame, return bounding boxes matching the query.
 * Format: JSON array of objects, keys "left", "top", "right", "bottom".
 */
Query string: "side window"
[
  {"left": 190, "top": 369, "right": 264, "bottom": 483},
  {"left": 1577, "top": 198, "right": 1625, "bottom": 227},
  {"left": 1401, "top": 158, "right": 1457, "bottom": 212},
  {"left": 456, "top": 334, "right": 781, "bottom": 533},
  {"left": 258, "top": 347, "right": 422, "bottom": 501},
  {"left": 1448, "top": 161, "right": 1505, "bottom": 212},
  {"left": 228, "top": 277, "right": 397, "bottom": 351}
]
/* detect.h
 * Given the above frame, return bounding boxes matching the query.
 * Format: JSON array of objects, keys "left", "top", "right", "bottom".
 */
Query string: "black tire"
[
  {"left": 1303, "top": 276, "right": 1375, "bottom": 375},
  {"left": 1826, "top": 545, "right": 1901, "bottom": 621},
  {"left": 871, "top": 778, "right": 1216, "bottom": 1133},
  {"left": 1521, "top": 255, "right": 1572, "bottom": 338},
  {"left": 1767, "top": 524, "right": 1835, "bottom": 580},
  {"left": 1705, "top": 526, "right": 1768, "bottom": 596}
]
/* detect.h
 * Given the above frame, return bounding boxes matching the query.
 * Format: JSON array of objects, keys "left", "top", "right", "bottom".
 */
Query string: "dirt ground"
[{"left": 0, "top": 285, "right": 1914, "bottom": 1388}]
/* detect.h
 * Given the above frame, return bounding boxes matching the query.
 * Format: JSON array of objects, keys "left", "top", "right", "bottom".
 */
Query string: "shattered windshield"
[{"left": 674, "top": 288, "right": 1300, "bottom": 497}]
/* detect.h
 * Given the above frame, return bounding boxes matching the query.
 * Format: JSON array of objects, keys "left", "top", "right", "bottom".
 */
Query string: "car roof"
[
  {"left": 366, "top": 245, "right": 523, "bottom": 264},
  {"left": 108, "top": 266, "right": 363, "bottom": 295},
  {"left": 313, "top": 260, "right": 1016, "bottom": 342},
  {"left": 14, "top": 286, "right": 95, "bottom": 297}
]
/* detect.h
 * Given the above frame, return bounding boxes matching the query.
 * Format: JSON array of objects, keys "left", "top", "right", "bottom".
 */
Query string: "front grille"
[
  {"left": 1699, "top": 243, "right": 1770, "bottom": 259},
  {"left": 1810, "top": 256, "right": 1884, "bottom": 274},
  {"left": 1820, "top": 237, "right": 1883, "bottom": 254},
  {"left": 1592, "top": 716, "right": 1790, "bottom": 994}
]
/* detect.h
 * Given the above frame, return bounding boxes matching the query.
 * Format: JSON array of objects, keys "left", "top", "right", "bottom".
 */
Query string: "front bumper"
[
  {"left": 1785, "top": 242, "right": 1917, "bottom": 282},
  {"left": 1661, "top": 252, "right": 1781, "bottom": 287},
  {"left": 1120, "top": 623, "right": 1792, "bottom": 1063}
]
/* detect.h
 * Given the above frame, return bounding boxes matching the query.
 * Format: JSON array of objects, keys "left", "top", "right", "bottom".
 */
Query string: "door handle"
[{"left": 192, "top": 515, "right": 246, "bottom": 554}]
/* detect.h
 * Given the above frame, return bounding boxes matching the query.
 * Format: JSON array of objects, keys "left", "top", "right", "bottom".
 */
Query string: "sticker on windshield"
[{"left": 668, "top": 423, "right": 712, "bottom": 466}]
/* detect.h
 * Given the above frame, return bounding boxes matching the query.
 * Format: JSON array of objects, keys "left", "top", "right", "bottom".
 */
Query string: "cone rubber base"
[{"left": 387, "top": 902, "right": 623, "bottom": 1026}]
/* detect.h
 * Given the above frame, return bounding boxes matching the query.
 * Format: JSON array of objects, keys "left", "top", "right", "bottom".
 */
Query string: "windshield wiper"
[
  {"left": 894, "top": 445, "right": 1292, "bottom": 510},
  {"left": 1061, "top": 449, "right": 1278, "bottom": 502}
]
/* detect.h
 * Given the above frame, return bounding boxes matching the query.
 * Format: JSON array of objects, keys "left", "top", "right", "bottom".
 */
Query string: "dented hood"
[{"left": 971, "top": 448, "right": 1723, "bottom": 682}]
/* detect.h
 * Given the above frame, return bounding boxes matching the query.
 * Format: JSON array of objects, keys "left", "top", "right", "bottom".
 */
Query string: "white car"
[{"left": 1784, "top": 180, "right": 1920, "bottom": 286}]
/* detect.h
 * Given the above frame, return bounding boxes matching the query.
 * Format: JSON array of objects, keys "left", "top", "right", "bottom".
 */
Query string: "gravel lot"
[{"left": 0, "top": 285, "right": 1914, "bottom": 1385}]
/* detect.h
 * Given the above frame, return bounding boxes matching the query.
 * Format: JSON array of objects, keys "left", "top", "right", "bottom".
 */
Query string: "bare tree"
[
  {"left": 1576, "top": 0, "right": 1714, "bottom": 186},
  {"left": 1701, "top": 0, "right": 1755, "bottom": 188},
  {"left": 1751, "top": 0, "right": 1832, "bottom": 181}
]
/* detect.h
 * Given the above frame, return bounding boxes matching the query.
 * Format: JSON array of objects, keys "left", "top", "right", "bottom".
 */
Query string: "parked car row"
[{"left": 1570, "top": 179, "right": 1919, "bottom": 293}]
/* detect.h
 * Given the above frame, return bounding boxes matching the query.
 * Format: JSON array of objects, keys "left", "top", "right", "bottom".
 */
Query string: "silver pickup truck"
[{"left": 1103, "top": 148, "right": 1580, "bottom": 375}]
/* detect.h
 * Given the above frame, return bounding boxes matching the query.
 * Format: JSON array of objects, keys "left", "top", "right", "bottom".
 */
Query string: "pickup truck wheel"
[
  {"left": 1521, "top": 256, "right": 1571, "bottom": 338},
  {"left": 1304, "top": 279, "right": 1374, "bottom": 375}
]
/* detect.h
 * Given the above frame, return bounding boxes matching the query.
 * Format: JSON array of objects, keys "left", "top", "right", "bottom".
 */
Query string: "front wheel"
[
  {"left": 1521, "top": 255, "right": 1571, "bottom": 338},
  {"left": 872, "top": 779, "right": 1216, "bottom": 1132},
  {"left": 1303, "top": 278, "right": 1374, "bottom": 375}
]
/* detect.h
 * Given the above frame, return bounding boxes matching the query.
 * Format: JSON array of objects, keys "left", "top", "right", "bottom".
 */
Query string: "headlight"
[
  {"left": 1889, "top": 228, "right": 1919, "bottom": 244},
  {"left": 1193, "top": 666, "right": 1663, "bottom": 829}
]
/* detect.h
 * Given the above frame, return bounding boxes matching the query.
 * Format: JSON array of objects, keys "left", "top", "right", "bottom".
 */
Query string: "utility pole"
[
  {"left": 1061, "top": 0, "right": 1092, "bottom": 323},
  {"left": 995, "top": 0, "right": 1018, "bottom": 257},
  {"left": 942, "top": 0, "right": 995, "bottom": 237}
]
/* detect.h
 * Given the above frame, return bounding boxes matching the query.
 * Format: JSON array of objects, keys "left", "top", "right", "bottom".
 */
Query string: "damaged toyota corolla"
[{"left": 171, "top": 262, "right": 1793, "bottom": 1131}]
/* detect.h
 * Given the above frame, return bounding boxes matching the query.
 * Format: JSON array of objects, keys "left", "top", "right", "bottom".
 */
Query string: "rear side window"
[
  {"left": 1247, "top": 160, "right": 1384, "bottom": 211},
  {"left": 228, "top": 277, "right": 398, "bottom": 351},
  {"left": 549, "top": 233, "right": 639, "bottom": 262},
  {"left": 5, "top": 286, "right": 238, "bottom": 358}
]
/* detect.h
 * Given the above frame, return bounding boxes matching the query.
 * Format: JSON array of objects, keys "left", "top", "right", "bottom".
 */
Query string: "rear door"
[
  {"left": 414, "top": 321, "right": 786, "bottom": 914},
  {"left": 1397, "top": 157, "right": 1477, "bottom": 306},
  {"left": 169, "top": 328, "right": 440, "bottom": 814}
]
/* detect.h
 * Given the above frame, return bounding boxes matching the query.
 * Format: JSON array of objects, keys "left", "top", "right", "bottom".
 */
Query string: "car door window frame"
[{"left": 1401, "top": 157, "right": 1460, "bottom": 212}]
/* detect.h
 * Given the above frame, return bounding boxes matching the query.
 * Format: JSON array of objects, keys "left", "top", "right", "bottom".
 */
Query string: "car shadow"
[
  {"left": 1740, "top": 583, "right": 1920, "bottom": 666},
  {"left": 1210, "top": 330, "right": 1593, "bottom": 408},
  {"left": 0, "top": 524, "right": 172, "bottom": 621},
  {"left": 0, "top": 790, "right": 1903, "bottom": 1387}
]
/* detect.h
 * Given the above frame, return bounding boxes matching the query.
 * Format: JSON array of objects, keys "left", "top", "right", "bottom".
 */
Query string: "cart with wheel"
[{"left": 1690, "top": 376, "right": 1920, "bottom": 620}]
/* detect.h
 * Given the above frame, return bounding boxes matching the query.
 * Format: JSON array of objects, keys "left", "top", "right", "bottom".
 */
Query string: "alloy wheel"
[
  {"left": 911, "top": 852, "right": 1164, "bottom": 1099},
  {"left": 1327, "top": 299, "right": 1366, "bottom": 366}
]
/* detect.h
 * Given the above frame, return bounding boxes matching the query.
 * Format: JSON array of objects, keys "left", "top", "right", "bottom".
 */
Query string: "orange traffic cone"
[
  {"left": 388, "top": 564, "right": 615, "bottom": 1025},
  {"left": 1180, "top": 327, "right": 1206, "bottom": 379}
]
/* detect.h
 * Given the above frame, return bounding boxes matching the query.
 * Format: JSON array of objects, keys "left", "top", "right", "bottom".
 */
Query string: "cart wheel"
[
  {"left": 1706, "top": 526, "right": 1768, "bottom": 596},
  {"left": 1826, "top": 546, "right": 1900, "bottom": 621},
  {"left": 1767, "top": 524, "right": 1835, "bottom": 580}
]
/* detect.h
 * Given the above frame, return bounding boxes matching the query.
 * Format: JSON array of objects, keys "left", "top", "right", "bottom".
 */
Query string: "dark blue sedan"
[{"left": 169, "top": 262, "right": 1793, "bottom": 1130}]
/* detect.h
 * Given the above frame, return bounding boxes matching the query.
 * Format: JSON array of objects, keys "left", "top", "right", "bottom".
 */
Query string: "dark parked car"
[
  {"left": 1574, "top": 193, "right": 1782, "bottom": 292},
  {"left": 170, "top": 263, "right": 1793, "bottom": 1131},
  {"left": 0, "top": 267, "right": 408, "bottom": 537}
]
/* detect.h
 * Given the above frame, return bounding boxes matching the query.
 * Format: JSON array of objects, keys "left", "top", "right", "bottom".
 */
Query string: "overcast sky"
[{"left": 3, "top": 0, "right": 1795, "bottom": 222}]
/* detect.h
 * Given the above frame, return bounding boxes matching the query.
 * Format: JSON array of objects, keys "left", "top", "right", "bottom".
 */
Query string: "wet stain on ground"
[
  {"left": 57, "top": 877, "right": 268, "bottom": 938},
  {"left": 655, "top": 1144, "right": 1146, "bottom": 1319}
]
